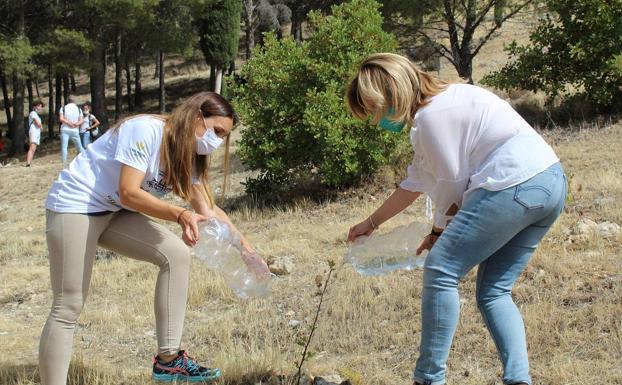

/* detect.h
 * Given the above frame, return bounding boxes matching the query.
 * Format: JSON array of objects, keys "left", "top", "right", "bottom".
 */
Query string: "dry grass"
[
  {"left": 1, "top": 122, "right": 621, "bottom": 385},
  {"left": 1, "top": 13, "right": 621, "bottom": 385}
]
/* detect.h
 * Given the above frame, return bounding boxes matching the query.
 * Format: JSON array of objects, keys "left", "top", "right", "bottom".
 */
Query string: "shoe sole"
[{"left": 152, "top": 369, "right": 221, "bottom": 383}]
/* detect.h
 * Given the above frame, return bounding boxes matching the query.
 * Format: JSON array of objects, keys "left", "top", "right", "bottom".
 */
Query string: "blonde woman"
[
  {"left": 347, "top": 53, "right": 566, "bottom": 385},
  {"left": 40, "top": 92, "right": 262, "bottom": 384}
]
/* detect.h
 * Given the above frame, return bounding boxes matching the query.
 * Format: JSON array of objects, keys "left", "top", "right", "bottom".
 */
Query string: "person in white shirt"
[
  {"left": 58, "top": 95, "right": 84, "bottom": 164},
  {"left": 40, "top": 92, "right": 267, "bottom": 385},
  {"left": 26, "top": 100, "right": 44, "bottom": 167},
  {"left": 347, "top": 53, "right": 566, "bottom": 385},
  {"left": 78, "top": 101, "right": 100, "bottom": 148}
]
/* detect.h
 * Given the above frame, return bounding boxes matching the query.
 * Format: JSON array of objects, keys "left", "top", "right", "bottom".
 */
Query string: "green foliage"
[
  {"left": 482, "top": 0, "right": 622, "bottom": 109},
  {"left": 231, "top": 0, "right": 399, "bottom": 195},
  {"left": 0, "top": 36, "right": 35, "bottom": 78},
  {"left": 35, "top": 28, "right": 91, "bottom": 73},
  {"left": 196, "top": 0, "right": 242, "bottom": 66}
]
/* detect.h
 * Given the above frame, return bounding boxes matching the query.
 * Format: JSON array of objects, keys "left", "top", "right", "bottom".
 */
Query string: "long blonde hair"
[
  {"left": 347, "top": 52, "right": 449, "bottom": 127},
  {"left": 111, "top": 92, "right": 236, "bottom": 207}
]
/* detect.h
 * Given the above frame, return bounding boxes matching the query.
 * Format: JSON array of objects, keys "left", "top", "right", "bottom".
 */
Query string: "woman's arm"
[
  {"left": 89, "top": 116, "right": 100, "bottom": 130},
  {"left": 119, "top": 164, "right": 205, "bottom": 246},
  {"left": 33, "top": 116, "right": 42, "bottom": 129},
  {"left": 189, "top": 184, "right": 255, "bottom": 253},
  {"left": 348, "top": 187, "right": 422, "bottom": 241}
]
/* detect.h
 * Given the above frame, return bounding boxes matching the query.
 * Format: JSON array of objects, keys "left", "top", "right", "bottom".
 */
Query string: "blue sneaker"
[{"left": 152, "top": 350, "right": 221, "bottom": 382}]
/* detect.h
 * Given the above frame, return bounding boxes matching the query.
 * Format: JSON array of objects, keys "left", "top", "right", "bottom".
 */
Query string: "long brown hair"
[
  {"left": 347, "top": 53, "right": 449, "bottom": 128},
  {"left": 112, "top": 92, "right": 236, "bottom": 207}
]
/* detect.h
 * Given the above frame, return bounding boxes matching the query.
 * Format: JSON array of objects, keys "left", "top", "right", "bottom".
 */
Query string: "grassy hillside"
[{"left": 1, "top": 14, "right": 621, "bottom": 385}]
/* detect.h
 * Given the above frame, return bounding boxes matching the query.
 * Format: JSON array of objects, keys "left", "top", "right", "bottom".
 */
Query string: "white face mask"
[{"left": 196, "top": 128, "right": 223, "bottom": 155}]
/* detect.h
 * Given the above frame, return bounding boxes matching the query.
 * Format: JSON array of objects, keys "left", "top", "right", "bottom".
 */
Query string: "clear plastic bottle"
[
  {"left": 194, "top": 218, "right": 272, "bottom": 299},
  {"left": 344, "top": 221, "right": 430, "bottom": 276}
]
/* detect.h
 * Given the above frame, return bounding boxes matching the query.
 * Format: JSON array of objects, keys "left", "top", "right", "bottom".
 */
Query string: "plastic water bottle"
[
  {"left": 344, "top": 221, "right": 430, "bottom": 276},
  {"left": 194, "top": 218, "right": 272, "bottom": 299}
]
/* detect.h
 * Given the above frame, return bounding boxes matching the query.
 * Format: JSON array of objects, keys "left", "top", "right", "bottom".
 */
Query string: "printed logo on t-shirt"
[
  {"left": 106, "top": 194, "right": 120, "bottom": 207},
  {"left": 130, "top": 141, "right": 148, "bottom": 160},
  {"left": 143, "top": 170, "right": 171, "bottom": 197}
]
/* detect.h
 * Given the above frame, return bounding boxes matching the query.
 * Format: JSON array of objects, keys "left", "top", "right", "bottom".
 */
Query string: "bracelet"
[
  {"left": 176, "top": 209, "right": 189, "bottom": 224},
  {"left": 368, "top": 216, "right": 378, "bottom": 230},
  {"left": 430, "top": 228, "right": 443, "bottom": 237}
]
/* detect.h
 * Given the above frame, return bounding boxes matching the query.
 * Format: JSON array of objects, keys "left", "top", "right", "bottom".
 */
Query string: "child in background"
[{"left": 26, "top": 100, "right": 45, "bottom": 167}]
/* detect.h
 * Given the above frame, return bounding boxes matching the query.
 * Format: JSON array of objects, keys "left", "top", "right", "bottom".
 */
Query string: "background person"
[
  {"left": 58, "top": 95, "right": 84, "bottom": 164},
  {"left": 347, "top": 53, "right": 566, "bottom": 385},
  {"left": 40, "top": 92, "right": 266, "bottom": 384},
  {"left": 78, "top": 101, "right": 100, "bottom": 148},
  {"left": 26, "top": 100, "right": 45, "bottom": 167}
]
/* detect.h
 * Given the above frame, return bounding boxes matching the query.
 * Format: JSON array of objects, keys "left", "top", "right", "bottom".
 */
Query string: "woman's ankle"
[{"left": 157, "top": 352, "right": 178, "bottom": 363}]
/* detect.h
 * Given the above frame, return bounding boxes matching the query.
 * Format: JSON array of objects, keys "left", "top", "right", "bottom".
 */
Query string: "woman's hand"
[
  {"left": 241, "top": 249, "right": 271, "bottom": 279},
  {"left": 416, "top": 228, "right": 443, "bottom": 255},
  {"left": 177, "top": 209, "right": 209, "bottom": 247},
  {"left": 348, "top": 218, "right": 375, "bottom": 242}
]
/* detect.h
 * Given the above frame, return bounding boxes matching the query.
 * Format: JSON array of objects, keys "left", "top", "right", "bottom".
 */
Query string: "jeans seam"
[{"left": 476, "top": 262, "right": 504, "bottom": 364}]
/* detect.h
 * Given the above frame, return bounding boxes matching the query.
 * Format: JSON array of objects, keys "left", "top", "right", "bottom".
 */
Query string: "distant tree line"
[{"left": 0, "top": 0, "right": 342, "bottom": 157}]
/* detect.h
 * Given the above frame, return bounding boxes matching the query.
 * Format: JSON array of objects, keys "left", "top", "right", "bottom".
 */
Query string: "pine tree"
[{"left": 196, "top": 0, "right": 243, "bottom": 94}]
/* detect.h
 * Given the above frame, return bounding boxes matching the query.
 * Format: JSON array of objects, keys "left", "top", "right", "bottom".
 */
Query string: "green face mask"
[{"left": 378, "top": 108, "right": 405, "bottom": 133}]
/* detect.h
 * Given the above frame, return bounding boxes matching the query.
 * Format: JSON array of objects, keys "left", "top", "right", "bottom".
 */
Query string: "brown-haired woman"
[{"left": 40, "top": 92, "right": 262, "bottom": 384}]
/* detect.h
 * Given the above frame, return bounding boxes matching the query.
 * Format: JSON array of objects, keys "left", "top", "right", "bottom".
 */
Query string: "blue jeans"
[
  {"left": 414, "top": 163, "right": 566, "bottom": 385},
  {"left": 79, "top": 131, "right": 91, "bottom": 149},
  {"left": 60, "top": 128, "right": 84, "bottom": 163}
]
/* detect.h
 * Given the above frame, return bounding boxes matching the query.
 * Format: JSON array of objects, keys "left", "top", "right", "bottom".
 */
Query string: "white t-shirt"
[
  {"left": 80, "top": 113, "right": 96, "bottom": 133},
  {"left": 29, "top": 110, "right": 41, "bottom": 132},
  {"left": 59, "top": 103, "right": 82, "bottom": 131},
  {"left": 46, "top": 115, "right": 173, "bottom": 213},
  {"left": 399, "top": 84, "right": 559, "bottom": 228}
]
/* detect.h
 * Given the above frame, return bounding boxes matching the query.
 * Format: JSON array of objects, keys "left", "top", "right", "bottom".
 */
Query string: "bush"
[
  {"left": 482, "top": 0, "right": 622, "bottom": 111},
  {"left": 230, "top": 0, "right": 399, "bottom": 195}
]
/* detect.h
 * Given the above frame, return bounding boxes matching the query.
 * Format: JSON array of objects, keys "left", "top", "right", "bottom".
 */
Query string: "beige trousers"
[{"left": 39, "top": 210, "right": 191, "bottom": 385}]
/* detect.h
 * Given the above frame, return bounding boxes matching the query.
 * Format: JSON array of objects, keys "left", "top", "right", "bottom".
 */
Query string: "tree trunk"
[
  {"left": 9, "top": 75, "right": 25, "bottom": 157},
  {"left": 243, "top": 0, "right": 254, "bottom": 59},
  {"left": 214, "top": 65, "right": 223, "bottom": 94},
  {"left": 158, "top": 51, "right": 165, "bottom": 114},
  {"left": 458, "top": 56, "right": 474, "bottom": 84},
  {"left": 8, "top": 0, "right": 25, "bottom": 156},
  {"left": 47, "top": 65, "right": 55, "bottom": 139},
  {"left": 494, "top": 0, "right": 507, "bottom": 27},
  {"left": 115, "top": 31, "right": 122, "bottom": 120},
  {"left": 0, "top": 69, "right": 12, "bottom": 130},
  {"left": 35, "top": 79, "right": 40, "bottom": 98},
  {"left": 134, "top": 61, "right": 142, "bottom": 108},
  {"left": 55, "top": 72, "right": 62, "bottom": 113},
  {"left": 90, "top": 43, "right": 109, "bottom": 131},
  {"left": 209, "top": 65, "right": 216, "bottom": 92},
  {"left": 291, "top": 13, "right": 303, "bottom": 43},
  {"left": 62, "top": 73, "right": 69, "bottom": 105},
  {"left": 26, "top": 77, "right": 33, "bottom": 108},
  {"left": 154, "top": 50, "right": 160, "bottom": 79},
  {"left": 70, "top": 73, "right": 76, "bottom": 92},
  {"left": 125, "top": 55, "right": 133, "bottom": 112}
]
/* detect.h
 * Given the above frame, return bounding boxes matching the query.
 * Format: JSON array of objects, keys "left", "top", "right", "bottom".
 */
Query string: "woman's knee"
[
  {"left": 50, "top": 294, "right": 86, "bottom": 324},
  {"left": 476, "top": 283, "right": 512, "bottom": 309},
  {"left": 155, "top": 238, "right": 191, "bottom": 270},
  {"left": 423, "top": 265, "right": 460, "bottom": 290}
]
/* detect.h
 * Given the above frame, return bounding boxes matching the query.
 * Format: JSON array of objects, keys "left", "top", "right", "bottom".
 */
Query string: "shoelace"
[{"left": 180, "top": 351, "right": 202, "bottom": 373}]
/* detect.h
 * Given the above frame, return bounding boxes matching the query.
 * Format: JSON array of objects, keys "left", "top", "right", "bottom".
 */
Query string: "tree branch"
[
  {"left": 417, "top": 30, "right": 456, "bottom": 67},
  {"left": 471, "top": 0, "right": 533, "bottom": 57}
]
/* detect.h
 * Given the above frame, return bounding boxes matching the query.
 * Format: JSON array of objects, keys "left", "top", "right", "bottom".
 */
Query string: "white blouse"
[{"left": 400, "top": 84, "right": 559, "bottom": 229}]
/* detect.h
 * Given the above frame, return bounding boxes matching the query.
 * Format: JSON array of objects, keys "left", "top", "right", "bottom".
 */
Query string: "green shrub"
[
  {"left": 482, "top": 0, "right": 622, "bottom": 111},
  {"left": 230, "top": 0, "right": 399, "bottom": 195}
]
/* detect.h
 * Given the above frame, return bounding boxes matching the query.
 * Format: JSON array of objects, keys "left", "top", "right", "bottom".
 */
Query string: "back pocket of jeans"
[{"left": 514, "top": 184, "right": 551, "bottom": 209}]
